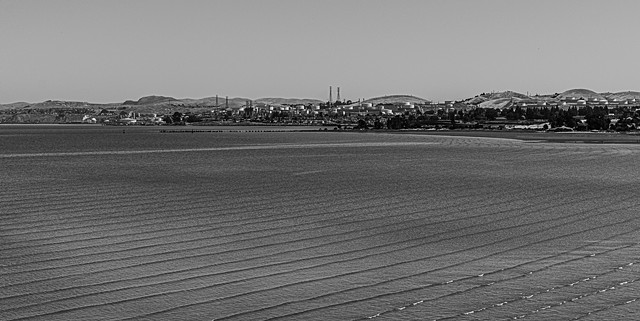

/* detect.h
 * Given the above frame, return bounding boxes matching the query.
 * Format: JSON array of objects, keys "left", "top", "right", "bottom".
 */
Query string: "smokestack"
[
  {"left": 329, "top": 86, "right": 333, "bottom": 107},
  {"left": 337, "top": 87, "right": 341, "bottom": 102},
  {"left": 226, "top": 96, "right": 229, "bottom": 109},
  {"left": 216, "top": 95, "right": 218, "bottom": 107}
]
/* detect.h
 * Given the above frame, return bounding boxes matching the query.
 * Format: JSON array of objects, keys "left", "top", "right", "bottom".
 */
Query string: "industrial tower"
[
  {"left": 329, "top": 86, "right": 332, "bottom": 107},
  {"left": 329, "top": 86, "right": 342, "bottom": 105}
]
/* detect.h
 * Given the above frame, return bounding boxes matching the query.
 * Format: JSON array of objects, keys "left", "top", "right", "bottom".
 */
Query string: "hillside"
[
  {"left": 602, "top": 91, "right": 640, "bottom": 101},
  {"left": 558, "top": 88, "right": 604, "bottom": 100},
  {"left": 0, "top": 102, "right": 30, "bottom": 110},
  {"left": 485, "top": 91, "right": 530, "bottom": 100},
  {"left": 123, "top": 95, "right": 177, "bottom": 105},
  {"left": 477, "top": 98, "right": 519, "bottom": 109},
  {"left": 254, "top": 98, "right": 324, "bottom": 105},
  {"left": 121, "top": 96, "right": 253, "bottom": 109},
  {"left": 182, "top": 97, "right": 252, "bottom": 109},
  {"left": 361, "top": 95, "right": 431, "bottom": 105},
  {"left": 20, "top": 100, "right": 109, "bottom": 109},
  {"left": 4, "top": 88, "right": 640, "bottom": 116},
  {"left": 465, "top": 91, "right": 530, "bottom": 108}
]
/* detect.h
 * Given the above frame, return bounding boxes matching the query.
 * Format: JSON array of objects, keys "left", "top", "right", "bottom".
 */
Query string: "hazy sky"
[{"left": 1, "top": 0, "right": 639, "bottom": 103}]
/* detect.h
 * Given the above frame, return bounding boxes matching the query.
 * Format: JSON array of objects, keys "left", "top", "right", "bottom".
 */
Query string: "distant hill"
[
  {"left": 602, "top": 91, "right": 640, "bottom": 101},
  {"left": 477, "top": 98, "right": 518, "bottom": 109},
  {"left": 485, "top": 91, "right": 530, "bottom": 100},
  {"left": 6, "top": 88, "right": 640, "bottom": 115},
  {"left": 465, "top": 91, "right": 530, "bottom": 108},
  {"left": 121, "top": 96, "right": 253, "bottom": 109},
  {"left": 558, "top": 89, "right": 604, "bottom": 100},
  {"left": 466, "top": 96, "right": 488, "bottom": 105},
  {"left": 254, "top": 98, "right": 324, "bottom": 105},
  {"left": 123, "top": 95, "right": 178, "bottom": 105},
  {"left": 177, "top": 97, "right": 252, "bottom": 109},
  {"left": 23, "top": 100, "right": 103, "bottom": 109},
  {"left": 0, "top": 102, "right": 30, "bottom": 110},
  {"left": 361, "top": 95, "right": 431, "bottom": 105}
]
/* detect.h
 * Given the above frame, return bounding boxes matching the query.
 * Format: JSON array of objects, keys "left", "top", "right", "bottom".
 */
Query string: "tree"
[
  {"left": 373, "top": 118, "right": 383, "bottom": 129},
  {"left": 485, "top": 108, "right": 498, "bottom": 121},
  {"left": 171, "top": 112, "right": 183, "bottom": 123},
  {"left": 356, "top": 119, "right": 369, "bottom": 130},
  {"left": 243, "top": 107, "right": 253, "bottom": 118},
  {"left": 525, "top": 108, "right": 535, "bottom": 120},
  {"left": 586, "top": 114, "right": 607, "bottom": 130}
]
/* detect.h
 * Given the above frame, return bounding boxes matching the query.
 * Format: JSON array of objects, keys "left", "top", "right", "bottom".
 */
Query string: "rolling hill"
[
  {"left": 254, "top": 98, "right": 324, "bottom": 105},
  {"left": 0, "top": 102, "right": 30, "bottom": 110},
  {"left": 602, "top": 91, "right": 640, "bottom": 101},
  {"left": 122, "top": 96, "right": 253, "bottom": 109},
  {"left": 558, "top": 89, "right": 605, "bottom": 100},
  {"left": 361, "top": 95, "right": 431, "bottom": 105},
  {"left": 177, "top": 97, "right": 252, "bottom": 108},
  {"left": 123, "top": 95, "right": 177, "bottom": 105},
  {"left": 465, "top": 91, "right": 530, "bottom": 108},
  {"left": 477, "top": 98, "right": 519, "bottom": 109},
  {"left": 3, "top": 88, "right": 640, "bottom": 115},
  {"left": 485, "top": 91, "right": 530, "bottom": 100}
]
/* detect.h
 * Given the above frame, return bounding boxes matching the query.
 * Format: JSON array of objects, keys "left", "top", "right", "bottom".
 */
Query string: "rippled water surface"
[{"left": 1, "top": 125, "right": 639, "bottom": 320}]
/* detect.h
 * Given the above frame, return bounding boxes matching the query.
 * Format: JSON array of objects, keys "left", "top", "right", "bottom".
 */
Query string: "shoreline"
[
  {"left": 3, "top": 123, "right": 640, "bottom": 144},
  {"left": 376, "top": 129, "right": 640, "bottom": 144}
]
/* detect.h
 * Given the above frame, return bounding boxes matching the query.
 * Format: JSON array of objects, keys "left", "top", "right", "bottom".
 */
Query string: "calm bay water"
[{"left": 1, "top": 125, "right": 639, "bottom": 320}]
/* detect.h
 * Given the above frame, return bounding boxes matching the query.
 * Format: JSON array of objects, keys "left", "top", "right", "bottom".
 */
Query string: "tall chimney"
[{"left": 329, "top": 86, "right": 332, "bottom": 107}]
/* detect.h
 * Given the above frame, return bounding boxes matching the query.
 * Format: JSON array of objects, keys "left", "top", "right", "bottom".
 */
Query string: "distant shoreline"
[
  {"left": 158, "top": 125, "right": 640, "bottom": 144},
  {"left": 2, "top": 123, "right": 640, "bottom": 144},
  {"left": 378, "top": 129, "right": 640, "bottom": 144}
]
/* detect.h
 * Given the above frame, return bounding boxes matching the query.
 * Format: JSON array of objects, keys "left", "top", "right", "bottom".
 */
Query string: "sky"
[{"left": 1, "top": 0, "right": 639, "bottom": 103}]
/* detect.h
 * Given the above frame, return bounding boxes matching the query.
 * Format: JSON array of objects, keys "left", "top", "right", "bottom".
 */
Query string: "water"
[{"left": 1, "top": 125, "right": 639, "bottom": 320}]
